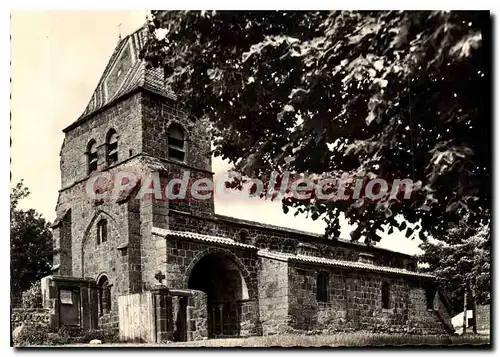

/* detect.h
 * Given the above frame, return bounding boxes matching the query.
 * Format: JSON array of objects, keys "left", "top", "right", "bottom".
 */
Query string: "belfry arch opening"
[{"left": 188, "top": 253, "right": 249, "bottom": 338}]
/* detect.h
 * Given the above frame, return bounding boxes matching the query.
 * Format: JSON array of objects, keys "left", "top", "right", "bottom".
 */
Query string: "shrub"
[
  {"left": 14, "top": 322, "right": 119, "bottom": 346},
  {"left": 13, "top": 322, "right": 51, "bottom": 347},
  {"left": 21, "top": 281, "right": 42, "bottom": 308},
  {"left": 73, "top": 329, "right": 105, "bottom": 344}
]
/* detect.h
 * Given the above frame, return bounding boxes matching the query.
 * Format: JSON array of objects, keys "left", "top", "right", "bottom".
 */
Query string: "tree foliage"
[
  {"left": 141, "top": 11, "right": 490, "bottom": 244},
  {"left": 419, "top": 222, "right": 490, "bottom": 314},
  {"left": 11, "top": 181, "right": 53, "bottom": 294}
]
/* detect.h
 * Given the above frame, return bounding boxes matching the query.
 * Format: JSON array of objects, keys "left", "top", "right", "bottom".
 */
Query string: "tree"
[
  {"left": 10, "top": 181, "right": 53, "bottom": 296},
  {"left": 419, "top": 222, "right": 490, "bottom": 332},
  {"left": 141, "top": 11, "right": 490, "bottom": 244}
]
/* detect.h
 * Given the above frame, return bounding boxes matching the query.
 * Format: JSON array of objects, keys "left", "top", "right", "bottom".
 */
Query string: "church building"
[{"left": 49, "top": 27, "right": 453, "bottom": 342}]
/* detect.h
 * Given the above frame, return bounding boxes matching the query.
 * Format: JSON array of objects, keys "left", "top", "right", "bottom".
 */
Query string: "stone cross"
[{"left": 154, "top": 270, "right": 166, "bottom": 285}]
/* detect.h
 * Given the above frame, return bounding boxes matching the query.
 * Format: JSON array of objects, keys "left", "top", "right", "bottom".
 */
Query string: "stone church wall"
[
  {"left": 287, "top": 263, "right": 448, "bottom": 334},
  {"left": 163, "top": 240, "right": 261, "bottom": 336},
  {"left": 60, "top": 93, "right": 143, "bottom": 188},
  {"left": 257, "top": 257, "right": 290, "bottom": 336},
  {"left": 166, "top": 210, "right": 416, "bottom": 270}
]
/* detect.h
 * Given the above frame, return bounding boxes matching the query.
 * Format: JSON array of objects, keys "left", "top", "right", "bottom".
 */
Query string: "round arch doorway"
[{"left": 188, "top": 252, "right": 249, "bottom": 338}]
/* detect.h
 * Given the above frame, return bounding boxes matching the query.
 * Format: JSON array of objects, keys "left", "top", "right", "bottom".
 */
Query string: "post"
[
  {"left": 219, "top": 303, "right": 224, "bottom": 336},
  {"left": 471, "top": 287, "right": 477, "bottom": 334},
  {"left": 462, "top": 289, "right": 468, "bottom": 334},
  {"left": 151, "top": 285, "right": 170, "bottom": 343}
]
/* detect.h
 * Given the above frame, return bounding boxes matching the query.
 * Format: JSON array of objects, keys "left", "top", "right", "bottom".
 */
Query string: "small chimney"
[{"left": 358, "top": 252, "right": 374, "bottom": 265}]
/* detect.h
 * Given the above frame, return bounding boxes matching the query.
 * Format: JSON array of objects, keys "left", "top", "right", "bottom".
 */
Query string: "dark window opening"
[
  {"left": 168, "top": 124, "right": 186, "bottom": 162},
  {"left": 316, "top": 271, "right": 329, "bottom": 302},
  {"left": 97, "top": 275, "right": 111, "bottom": 316},
  {"left": 106, "top": 129, "right": 118, "bottom": 165},
  {"left": 97, "top": 219, "right": 108, "bottom": 244},
  {"left": 238, "top": 231, "right": 248, "bottom": 244},
  {"left": 87, "top": 140, "right": 98, "bottom": 174},
  {"left": 426, "top": 288, "right": 436, "bottom": 310},
  {"left": 382, "top": 282, "right": 390, "bottom": 309},
  {"left": 282, "top": 242, "right": 296, "bottom": 254}
]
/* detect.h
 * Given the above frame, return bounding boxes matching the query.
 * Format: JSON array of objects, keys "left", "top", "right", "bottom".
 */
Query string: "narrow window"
[
  {"left": 282, "top": 241, "right": 296, "bottom": 254},
  {"left": 316, "top": 271, "right": 329, "bottom": 302},
  {"left": 97, "top": 275, "right": 111, "bottom": 315},
  {"left": 426, "top": 287, "right": 436, "bottom": 310},
  {"left": 382, "top": 282, "right": 390, "bottom": 309},
  {"left": 97, "top": 219, "right": 108, "bottom": 244},
  {"left": 106, "top": 129, "right": 119, "bottom": 165},
  {"left": 238, "top": 231, "right": 248, "bottom": 244},
  {"left": 87, "top": 140, "right": 98, "bottom": 174},
  {"left": 167, "top": 124, "right": 186, "bottom": 162}
]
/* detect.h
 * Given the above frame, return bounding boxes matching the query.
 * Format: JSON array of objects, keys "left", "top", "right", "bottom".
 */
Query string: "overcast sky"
[{"left": 10, "top": 10, "right": 423, "bottom": 255}]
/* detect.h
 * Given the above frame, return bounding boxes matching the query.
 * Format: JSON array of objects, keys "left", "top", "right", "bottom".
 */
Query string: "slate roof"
[{"left": 64, "top": 26, "right": 176, "bottom": 132}]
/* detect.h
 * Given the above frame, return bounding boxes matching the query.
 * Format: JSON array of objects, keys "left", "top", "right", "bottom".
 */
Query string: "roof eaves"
[
  {"left": 152, "top": 227, "right": 258, "bottom": 250},
  {"left": 258, "top": 250, "right": 434, "bottom": 278}
]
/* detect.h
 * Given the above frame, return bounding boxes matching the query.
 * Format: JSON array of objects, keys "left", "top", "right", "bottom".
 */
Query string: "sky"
[{"left": 10, "top": 10, "right": 423, "bottom": 256}]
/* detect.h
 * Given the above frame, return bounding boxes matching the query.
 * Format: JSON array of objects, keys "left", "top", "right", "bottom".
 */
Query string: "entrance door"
[
  {"left": 174, "top": 297, "right": 188, "bottom": 342},
  {"left": 59, "top": 288, "right": 81, "bottom": 327},
  {"left": 188, "top": 253, "right": 249, "bottom": 338}
]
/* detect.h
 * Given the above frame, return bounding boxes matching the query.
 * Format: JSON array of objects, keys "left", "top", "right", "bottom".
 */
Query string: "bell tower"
[{"left": 53, "top": 26, "right": 216, "bottom": 318}]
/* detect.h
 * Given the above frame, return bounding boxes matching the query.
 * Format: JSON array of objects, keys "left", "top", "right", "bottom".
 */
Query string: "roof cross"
[{"left": 118, "top": 23, "right": 122, "bottom": 41}]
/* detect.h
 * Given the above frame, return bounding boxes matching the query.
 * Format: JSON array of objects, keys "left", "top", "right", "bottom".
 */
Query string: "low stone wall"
[
  {"left": 11, "top": 308, "right": 51, "bottom": 330},
  {"left": 187, "top": 290, "right": 208, "bottom": 341}
]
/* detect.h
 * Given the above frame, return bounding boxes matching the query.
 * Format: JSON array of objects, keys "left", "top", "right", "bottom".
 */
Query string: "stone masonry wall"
[
  {"left": 11, "top": 308, "right": 51, "bottom": 330},
  {"left": 187, "top": 290, "right": 208, "bottom": 341},
  {"left": 476, "top": 304, "right": 490, "bottom": 331},
  {"left": 60, "top": 92, "right": 143, "bottom": 188},
  {"left": 164, "top": 240, "right": 261, "bottom": 337},
  {"left": 166, "top": 210, "right": 416, "bottom": 270},
  {"left": 287, "top": 263, "right": 448, "bottom": 334},
  {"left": 141, "top": 92, "right": 212, "bottom": 173},
  {"left": 258, "top": 257, "right": 289, "bottom": 336}
]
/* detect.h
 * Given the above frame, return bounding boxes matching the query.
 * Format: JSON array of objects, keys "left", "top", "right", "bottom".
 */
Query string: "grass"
[{"left": 61, "top": 332, "right": 490, "bottom": 348}]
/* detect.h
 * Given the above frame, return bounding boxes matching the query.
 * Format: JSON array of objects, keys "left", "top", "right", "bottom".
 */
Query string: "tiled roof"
[
  {"left": 151, "top": 227, "right": 258, "bottom": 250},
  {"left": 152, "top": 227, "right": 433, "bottom": 278},
  {"left": 64, "top": 27, "right": 176, "bottom": 132},
  {"left": 257, "top": 250, "right": 435, "bottom": 278}
]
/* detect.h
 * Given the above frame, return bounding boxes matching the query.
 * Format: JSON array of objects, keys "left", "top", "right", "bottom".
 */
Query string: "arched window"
[
  {"left": 282, "top": 241, "right": 296, "bottom": 254},
  {"left": 238, "top": 231, "right": 248, "bottom": 244},
  {"left": 97, "top": 275, "right": 111, "bottom": 316},
  {"left": 106, "top": 129, "right": 119, "bottom": 165},
  {"left": 426, "top": 287, "right": 436, "bottom": 310},
  {"left": 167, "top": 124, "right": 186, "bottom": 162},
  {"left": 87, "top": 140, "right": 98, "bottom": 174},
  {"left": 254, "top": 238, "right": 267, "bottom": 250},
  {"left": 382, "top": 282, "right": 390, "bottom": 309},
  {"left": 316, "top": 271, "right": 329, "bottom": 302},
  {"left": 406, "top": 262, "right": 416, "bottom": 271},
  {"left": 97, "top": 219, "right": 108, "bottom": 245}
]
